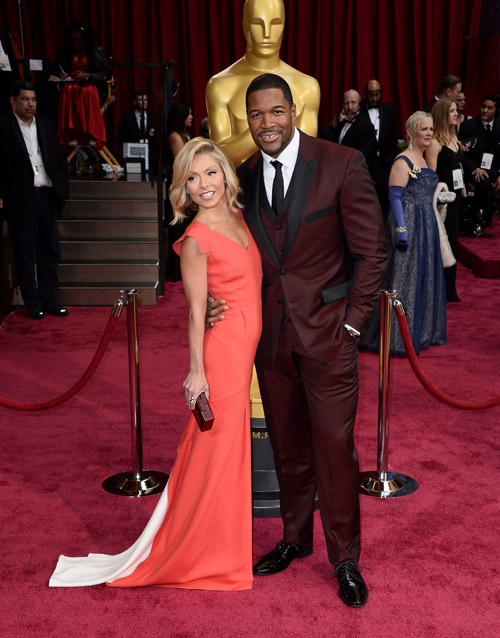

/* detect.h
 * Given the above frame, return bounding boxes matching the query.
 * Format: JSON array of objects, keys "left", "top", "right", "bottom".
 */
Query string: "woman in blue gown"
[{"left": 361, "top": 111, "right": 446, "bottom": 355}]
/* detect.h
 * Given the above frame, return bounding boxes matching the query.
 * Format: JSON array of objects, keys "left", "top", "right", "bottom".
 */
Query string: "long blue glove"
[{"left": 388, "top": 185, "right": 408, "bottom": 252}]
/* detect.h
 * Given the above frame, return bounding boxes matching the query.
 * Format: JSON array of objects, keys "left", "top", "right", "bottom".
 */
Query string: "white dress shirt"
[
  {"left": 14, "top": 114, "right": 52, "bottom": 188},
  {"left": 261, "top": 126, "right": 300, "bottom": 206},
  {"left": 135, "top": 110, "right": 148, "bottom": 140},
  {"left": 367, "top": 107, "right": 380, "bottom": 141}
]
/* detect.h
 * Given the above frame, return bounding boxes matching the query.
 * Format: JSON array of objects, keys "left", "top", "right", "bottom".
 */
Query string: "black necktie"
[
  {"left": 486, "top": 123, "right": 492, "bottom": 134},
  {"left": 271, "top": 160, "right": 284, "bottom": 216},
  {"left": 140, "top": 113, "right": 146, "bottom": 139}
]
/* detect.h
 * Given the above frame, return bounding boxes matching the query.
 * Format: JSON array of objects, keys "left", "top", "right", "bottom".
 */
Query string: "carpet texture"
[
  {"left": 1, "top": 263, "right": 499, "bottom": 638},
  {"left": 458, "top": 216, "right": 500, "bottom": 278}
]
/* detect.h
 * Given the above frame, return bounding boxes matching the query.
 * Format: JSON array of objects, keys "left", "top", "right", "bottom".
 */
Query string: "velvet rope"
[
  {"left": 394, "top": 310, "right": 500, "bottom": 410},
  {"left": 0, "top": 313, "right": 120, "bottom": 411}
]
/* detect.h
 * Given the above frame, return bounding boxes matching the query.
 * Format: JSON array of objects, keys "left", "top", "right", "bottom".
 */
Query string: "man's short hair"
[
  {"left": 483, "top": 93, "right": 500, "bottom": 106},
  {"left": 437, "top": 74, "right": 461, "bottom": 95},
  {"left": 245, "top": 73, "right": 293, "bottom": 109},
  {"left": 11, "top": 79, "right": 35, "bottom": 98},
  {"left": 132, "top": 90, "right": 147, "bottom": 100}
]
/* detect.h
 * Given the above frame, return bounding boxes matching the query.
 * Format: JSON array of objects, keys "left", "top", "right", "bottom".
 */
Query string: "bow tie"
[{"left": 367, "top": 104, "right": 379, "bottom": 110}]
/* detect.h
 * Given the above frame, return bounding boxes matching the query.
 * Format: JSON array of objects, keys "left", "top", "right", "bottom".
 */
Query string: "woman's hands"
[
  {"left": 183, "top": 371, "right": 209, "bottom": 410},
  {"left": 74, "top": 71, "right": 91, "bottom": 82}
]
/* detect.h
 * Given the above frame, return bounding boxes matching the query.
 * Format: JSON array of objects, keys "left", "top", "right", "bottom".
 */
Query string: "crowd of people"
[{"left": 320, "top": 73, "right": 499, "bottom": 356}]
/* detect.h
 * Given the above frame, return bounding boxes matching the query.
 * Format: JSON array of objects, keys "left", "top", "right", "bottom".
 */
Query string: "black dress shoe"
[
  {"left": 253, "top": 541, "right": 312, "bottom": 575},
  {"left": 43, "top": 304, "right": 69, "bottom": 317},
  {"left": 27, "top": 307, "right": 44, "bottom": 320},
  {"left": 334, "top": 561, "right": 368, "bottom": 607}
]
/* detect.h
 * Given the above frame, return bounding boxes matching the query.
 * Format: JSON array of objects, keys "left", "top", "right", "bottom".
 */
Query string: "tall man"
[
  {"left": 212, "top": 74, "right": 387, "bottom": 607},
  {"left": 362, "top": 79, "right": 398, "bottom": 211},
  {"left": 0, "top": 80, "right": 68, "bottom": 319}
]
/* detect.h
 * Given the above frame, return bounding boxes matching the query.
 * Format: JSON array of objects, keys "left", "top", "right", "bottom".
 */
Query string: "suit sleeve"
[{"left": 339, "top": 150, "right": 388, "bottom": 331}]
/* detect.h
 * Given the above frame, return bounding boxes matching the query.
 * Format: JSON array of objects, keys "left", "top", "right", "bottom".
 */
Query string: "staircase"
[{"left": 58, "top": 179, "right": 161, "bottom": 306}]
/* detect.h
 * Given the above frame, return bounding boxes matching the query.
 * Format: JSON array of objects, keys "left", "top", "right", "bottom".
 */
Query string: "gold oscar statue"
[{"left": 206, "top": 0, "right": 320, "bottom": 165}]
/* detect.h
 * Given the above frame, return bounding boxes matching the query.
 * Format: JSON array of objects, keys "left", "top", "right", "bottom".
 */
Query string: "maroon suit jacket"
[{"left": 237, "top": 130, "right": 387, "bottom": 366}]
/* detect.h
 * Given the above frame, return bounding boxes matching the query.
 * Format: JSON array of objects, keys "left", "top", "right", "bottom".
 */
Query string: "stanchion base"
[
  {"left": 102, "top": 470, "right": 169, "bottom": 497},
  {"left": 359, "top": 471, "right": 418, "bottom": 498}
]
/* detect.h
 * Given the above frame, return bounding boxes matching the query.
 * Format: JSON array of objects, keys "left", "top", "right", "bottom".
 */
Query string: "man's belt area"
[{"left": 34, "top": 186, "right": 53, "bottom": 194}]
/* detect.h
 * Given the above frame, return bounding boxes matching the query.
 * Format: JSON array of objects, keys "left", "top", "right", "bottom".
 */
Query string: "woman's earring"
[{"left": 408, "top": 137, "right": 413, "bottom": 151}]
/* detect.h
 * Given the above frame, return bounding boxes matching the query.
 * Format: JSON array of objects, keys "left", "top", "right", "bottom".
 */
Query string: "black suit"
[
  {"left": 459, "top": 115, "right": 500, "bottom": 225},
  {"left": 0, "top": 111, "right": 68, "bottom": 309},
  {"left": 423, "top": 97, "right": 438, "bottom": 113},
  {"left": 319, "top": 111, "right": 377, "bottom": 175},
  {"left": 118, "top": 111, "right": 156, "bottom": 144},
  {"left": 362, "top": 102, "right": 398, "bottom": 211}
]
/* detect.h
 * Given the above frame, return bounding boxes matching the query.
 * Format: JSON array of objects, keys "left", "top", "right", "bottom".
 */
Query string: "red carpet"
[
  {"left": 1, "top": 263, "right": 500, "bottom": 638},
  {"left": 458, "top": 216, "right": 500, "bottom": 278}
]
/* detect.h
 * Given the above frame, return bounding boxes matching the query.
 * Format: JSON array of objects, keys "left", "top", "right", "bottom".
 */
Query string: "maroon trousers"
[{"left": 256, "top": 317, "right": 361, "bottom": 567}]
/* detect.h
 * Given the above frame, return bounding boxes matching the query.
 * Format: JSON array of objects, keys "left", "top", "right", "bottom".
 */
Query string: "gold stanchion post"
[
  {"left": 103, "top": 290, "right": 169, "bottom": 497},
  {"left": 359, "top": 290, "right": 419, "bottom": 498}
]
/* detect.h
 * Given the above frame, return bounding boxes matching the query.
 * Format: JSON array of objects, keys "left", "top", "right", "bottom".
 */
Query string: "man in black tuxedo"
[
  {"left": 423, "top": 74, "right": 462, "bottom": 113},
  {"left": 459, "top": 94, "right": 500, "bottom": 227},
  {"left": 362, "top": 79, "right": 398, "bottom": 211},
  {"left": 0, "top": 80, "right": 68, "bottom": 319},
  {"left": 118, "top": 91, "right": 156, "bottom": 144},
  {"left": 319, "top": 89, "right": 377, "bottom": 175}
]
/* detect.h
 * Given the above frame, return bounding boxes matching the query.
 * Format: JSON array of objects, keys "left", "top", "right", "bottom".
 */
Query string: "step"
[
  {"left": 61, "top": 198, "right": 159, "bottom": 219},
  {"left": 59, "top": 261, "right": 159, "bottom": 284},
  {"left": 60, "top": 240, "right": 159, "bottom": 261},
  {"left": 68, "top": 179, "right": 158, "bottom": 200},
  {"left": 59, "top": 282, "right": 158, "bottom": 306},
  {"left": 58, "top": 220, "right": 158, "bottom": 241}
]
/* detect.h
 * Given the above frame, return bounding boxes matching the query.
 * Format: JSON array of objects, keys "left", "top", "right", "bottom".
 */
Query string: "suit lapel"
[
  {"left": 377, "top": 104, "right": 384, "bottom": 135},
  {"left": 244, "top": 154, "right": 281, "bottom": 268},
  {"left": 36, "top": 118, "right": 49, "bottom": 168},
  {"left": 282, "top": 135, "right": 318, "bottom": 262},
  {"left": 10, "top": 113, "right": 30, "bottom": 163}
]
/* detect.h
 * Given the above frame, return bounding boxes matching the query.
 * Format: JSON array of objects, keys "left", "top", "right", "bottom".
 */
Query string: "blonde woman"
[
  {"left": 50, "top": 138, "right": 262, "bottom": 591},
  {"left": 427, "top": 99, "right": 465, "bottom": 301},
  {"left": 361, "top": 112, "right": 446, "bottom": 355}
]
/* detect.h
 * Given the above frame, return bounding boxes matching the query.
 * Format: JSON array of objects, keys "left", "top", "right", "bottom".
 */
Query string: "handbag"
[{"left": 194, "top": 392, "right": 215, "bottom": 432}]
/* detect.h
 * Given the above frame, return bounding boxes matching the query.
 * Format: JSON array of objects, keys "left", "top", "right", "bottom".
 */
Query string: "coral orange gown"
[{"left": 49, "top": 214, "right": 262, "bottom": 591}]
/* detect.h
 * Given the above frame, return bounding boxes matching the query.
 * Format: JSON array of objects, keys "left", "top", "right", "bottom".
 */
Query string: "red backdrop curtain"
[{"left": 1, "top": 0, "right": 498, "bottom": 143}]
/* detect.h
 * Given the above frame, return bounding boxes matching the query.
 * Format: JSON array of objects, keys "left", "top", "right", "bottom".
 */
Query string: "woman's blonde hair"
[
  {"left": 405, "top": 111, "right": 433, "bottom": 140},
  {"left": 169, "top": 137, "right": 243, "bottom": 224},
  {"left": 431, "top": 98, "right": 458, "bottom": 145}
]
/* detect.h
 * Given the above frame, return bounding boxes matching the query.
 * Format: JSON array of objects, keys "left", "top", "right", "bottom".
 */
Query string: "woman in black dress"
[{"left": 427, "top": 98, "right": 465, "bottom": 301}]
